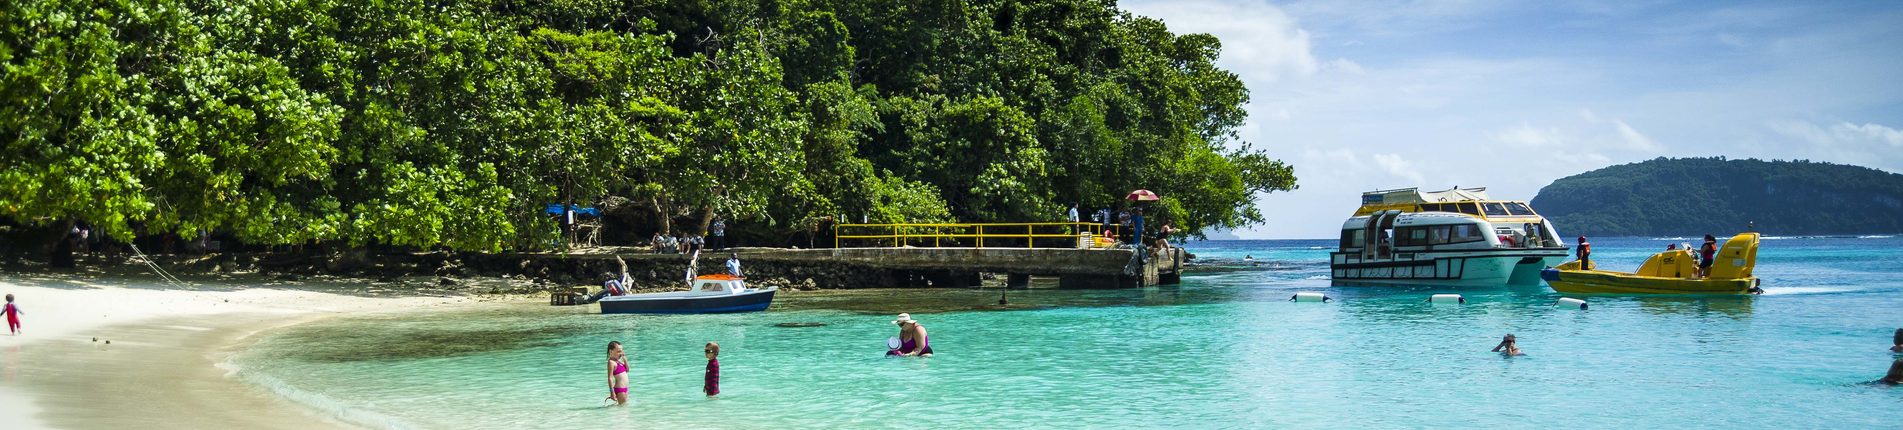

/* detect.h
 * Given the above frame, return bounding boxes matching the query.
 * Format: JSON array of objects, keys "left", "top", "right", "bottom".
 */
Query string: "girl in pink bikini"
[{"left": 606, "top": 341, "right": 630, "bottom": 405}]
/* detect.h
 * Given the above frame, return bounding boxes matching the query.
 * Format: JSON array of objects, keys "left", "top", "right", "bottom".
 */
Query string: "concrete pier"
[{"left": 745, "top": 247, "right": 1186, "bottom": 289}]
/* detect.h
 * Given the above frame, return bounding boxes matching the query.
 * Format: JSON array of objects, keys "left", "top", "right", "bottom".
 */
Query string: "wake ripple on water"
[{"left": 218, "top": 360, "right": 423, "bottom": 430}]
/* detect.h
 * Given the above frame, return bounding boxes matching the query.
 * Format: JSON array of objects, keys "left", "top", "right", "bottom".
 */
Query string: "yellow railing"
[{"left": 833, "top": 222, "right": 1126, "bottom": 249}]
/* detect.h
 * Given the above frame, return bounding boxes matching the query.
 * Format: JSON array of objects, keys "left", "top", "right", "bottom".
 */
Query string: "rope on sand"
[{"left": 129, "top": 244, "right": 187, "bottom": 286}]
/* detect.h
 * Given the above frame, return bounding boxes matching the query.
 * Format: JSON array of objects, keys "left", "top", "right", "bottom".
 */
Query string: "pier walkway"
[{"left": 803, "top": 222, "right": 1185, "bottom": 288}]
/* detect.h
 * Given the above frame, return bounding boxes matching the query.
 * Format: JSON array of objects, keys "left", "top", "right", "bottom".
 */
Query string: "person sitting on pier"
[
  {"left": 887, "top": 313, "right": 933, "bottom": 357},
  {"left": 591, "top": 257, "right": 633, "bottom": 302}
]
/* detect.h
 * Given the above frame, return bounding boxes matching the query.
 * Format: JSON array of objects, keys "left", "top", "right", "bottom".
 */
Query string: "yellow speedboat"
[{"left": 1540, "top": 233, "right": 1763, "bottom": 295}]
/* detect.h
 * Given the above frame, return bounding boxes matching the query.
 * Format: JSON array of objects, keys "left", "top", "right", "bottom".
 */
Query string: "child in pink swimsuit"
[
  {"left": 606, "top": 341, "right": 630, "bottom": 405},
  {"left": 3, "top": 294, "right": 20, "bottom": 335}
]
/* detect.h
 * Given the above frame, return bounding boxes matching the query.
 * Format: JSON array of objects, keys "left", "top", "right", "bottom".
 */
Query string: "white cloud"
[
  {"left": 1611, "top": 120, "right": 1661, "bottom": 152},
  {"left": 1121, "top": 0, "right": 1319, "bottom": 84},
  {"left": 1490, "top": 122, "right": 1564, "bottom": 147},
  {"left": 1488, "top": 110, "right": 1661, "bottom": 154},
  {"left": 1768, "top": 120, "right": 1903, "bottom": 148},
  {"left": 1326, "top": 58, "right": 1367, "bottom": 76},
  {"left": 1371, "top": 153, "right": 1426, "bottom": 184}
]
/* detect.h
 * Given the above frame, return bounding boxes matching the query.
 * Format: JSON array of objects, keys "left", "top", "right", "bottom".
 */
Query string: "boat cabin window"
[
  {"left": 1452, "top": 224, "right": 1482, "bottom": 242},
  {"left": 1420, "top": 203, "right": 1449, "bottom": 213},
  {"left": 1395, "top": 227, "right": 1431, "bottom": 247},
  {"left": 1456, "top": 203, "right": 1481, "bottom": 215},
  {"left": 1339, "top": 230, "right": 1364, "bottom": 250},
  {"left": 698, "top": 282, "right": 726, "bottom": 292},
  {"left": 1397, "top": 223, "right": 1486, "bottom": 247},
  {"left": 1482, "top": 202, "right": 1509, "bottom": 217},
  {"left": 1505, "top": 202, "right": 1536, "bottom": 216}
]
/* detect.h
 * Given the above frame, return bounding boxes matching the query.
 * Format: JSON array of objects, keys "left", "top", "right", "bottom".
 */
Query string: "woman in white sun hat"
[{"left": 886, "top": 313, "right": 933, "bottom": 357}]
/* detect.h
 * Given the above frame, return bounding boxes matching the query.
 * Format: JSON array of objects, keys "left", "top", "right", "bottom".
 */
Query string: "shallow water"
[{"left": 231, "top": 237, "right": 1903, "bottom": 429}]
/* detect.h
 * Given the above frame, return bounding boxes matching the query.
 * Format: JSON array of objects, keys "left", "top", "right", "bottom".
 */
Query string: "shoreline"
[{"left": 0, "top": 274, "right": 511, "bottom": 429}]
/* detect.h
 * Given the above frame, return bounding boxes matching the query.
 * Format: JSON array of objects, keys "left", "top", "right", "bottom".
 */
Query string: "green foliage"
[
  {"left": 1531, "top": 157, "right": 1903, "bottom": 236},
  {"left": 0, "top": 0, "right": 1297, "bottom": 251}
]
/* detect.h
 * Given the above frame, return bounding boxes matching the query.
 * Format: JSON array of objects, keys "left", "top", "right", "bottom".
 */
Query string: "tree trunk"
[
  {"left": 695, "top": 204, "right": 716, "bottom": 236},
  {"left": 561, "top": 172, "right": 574, "bottom": 250},
  {"left": 652, "top": 194, "right": 672, "bottom": 235},
  {"left": 47, "top": 220, "right": 75, "bottom": 268}
]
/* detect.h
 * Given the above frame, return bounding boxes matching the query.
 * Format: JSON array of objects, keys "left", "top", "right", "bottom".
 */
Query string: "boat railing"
[{"left": 833, "top": 222, "right": 1116, "bottom": 249}]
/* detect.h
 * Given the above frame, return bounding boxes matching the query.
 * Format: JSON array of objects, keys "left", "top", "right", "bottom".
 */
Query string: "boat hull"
[
  {"left": 598, "top": 289, "right": 777, "bottom": 314},
  {"left": 1539, "top": 268, "right": 1756, "bottom": 295},
  {"left": 1331, "top": 248, "right": 1568, "bottom": 287}
]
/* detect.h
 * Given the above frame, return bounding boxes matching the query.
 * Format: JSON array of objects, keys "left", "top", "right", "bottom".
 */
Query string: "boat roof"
[
  {"left": 1361, "top": 187, "right": 1490, "bottom": 206},
  {"left": 696, "top": 274, "right": 744, "bottom": 281},
  {"left": 1341, "top": 212, "right": 1487, "bottom": 230}
]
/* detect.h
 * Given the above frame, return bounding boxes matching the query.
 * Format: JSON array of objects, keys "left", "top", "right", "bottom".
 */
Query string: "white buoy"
[
  {"left": 1292, "top": 292, "right": 1331, "bottom": 303},
  {"left": 1428, "top": 294, "right": 1465, "bottom": 304},
  {"left": 1556, "top": 297, "right": 1588, "bottom": 310}
]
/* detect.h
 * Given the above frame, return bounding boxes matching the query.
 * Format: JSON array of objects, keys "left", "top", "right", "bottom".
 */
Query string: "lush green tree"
[{"left": 2, "top": 0, "right": 1299, "bottom": 256}]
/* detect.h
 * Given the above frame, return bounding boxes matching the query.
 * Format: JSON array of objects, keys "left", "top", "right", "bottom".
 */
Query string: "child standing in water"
[
  {"left": 606, "top": 341, "right": 630, "bottom": 405},
  {"left": 703, "top": 342, "right": 720, "bottom": 397},
  {"left": 3, "top": 294, "right": 21, "bottom": 335}
]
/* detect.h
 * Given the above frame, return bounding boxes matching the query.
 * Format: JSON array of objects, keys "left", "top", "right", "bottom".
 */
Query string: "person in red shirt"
[
  {"left": 704, "top": 342, "right": 721, "bottom": 397},
  {"left": 1576, "top": 236, "right": 1592, "bottom": 270},
  {"left": 1698, "top": 234, "right": 1718, "bottom": 278},
  {"left": 3, "top": 293, "right": 21, "bottom": 335}
]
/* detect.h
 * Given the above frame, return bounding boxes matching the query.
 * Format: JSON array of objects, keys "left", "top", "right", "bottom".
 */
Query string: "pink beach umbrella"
[{"left": 1126, "top": 189, "right": 1160, "bottom": 201}]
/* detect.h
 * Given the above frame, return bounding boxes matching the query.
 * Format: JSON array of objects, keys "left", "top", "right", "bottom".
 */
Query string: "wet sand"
[
  {"left": 2, "top": 313, "right": 353, "bottom": 429},
  {"left": 0, "top": 273, "right": 499, "bottom": 429}
]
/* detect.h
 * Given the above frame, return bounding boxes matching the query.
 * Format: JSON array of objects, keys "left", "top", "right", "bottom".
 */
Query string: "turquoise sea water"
[{"left": 231, "top": 237, "right": 1903, "bottom": 429}]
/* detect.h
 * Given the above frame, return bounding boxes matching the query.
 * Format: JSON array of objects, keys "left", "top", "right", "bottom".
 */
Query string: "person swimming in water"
[
  {"left": 886, "top": 313, "right": 933, "bottom": 357},
  {"left": 606, "top": 341, "right": 630, "bottom": 405},
  {"left": 1881, "top": 360, "right": 1903, "bottom": 385},
  {"left": 1491, "top": 334, "right": 1524, "bottom": 356},
  {"left": 1892, "top": 328, "right": 1902, "bottom": 353}
]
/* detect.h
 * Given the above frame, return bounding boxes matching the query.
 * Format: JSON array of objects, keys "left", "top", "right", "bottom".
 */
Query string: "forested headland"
[
  {"left": 1, "top": 0, "right": 1297, "bottom": 258},
  {"left": 1531, "top": 157, "right": 1903, "bottom": 236}
]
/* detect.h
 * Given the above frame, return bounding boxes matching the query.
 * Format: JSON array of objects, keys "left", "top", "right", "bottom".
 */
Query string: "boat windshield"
[
  {"left": 1482, "top": 202, "right": 1509, "bottom": 217},
  {"left": 1457, "top": 203, "right": 1481, "bottom": 215},
  {"left": 1505, "top": 202, "right": 1537, "bottom": 216}
]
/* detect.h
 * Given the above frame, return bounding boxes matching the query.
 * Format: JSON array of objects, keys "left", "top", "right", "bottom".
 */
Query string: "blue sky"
[{"left": 1119, "top": 0, "right": 1903, "bottom": 239}]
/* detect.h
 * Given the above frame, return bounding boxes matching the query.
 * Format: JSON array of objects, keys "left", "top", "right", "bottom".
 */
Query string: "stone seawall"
[
  {"left": 83, "top": 245, "right": 1172, "bottom": 293},
  {"left": 120, "top": 248, "right": 918, "bottom": 293}
]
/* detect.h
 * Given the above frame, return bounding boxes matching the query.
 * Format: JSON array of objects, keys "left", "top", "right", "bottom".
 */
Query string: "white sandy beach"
[{"left": 0, "top": 270, "right": 506, "bottom": 429}]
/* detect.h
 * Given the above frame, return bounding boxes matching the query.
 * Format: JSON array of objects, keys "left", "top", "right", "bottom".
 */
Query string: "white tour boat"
[{"left": 1331, "top": 187, "right": 1569, "bottom": 287}]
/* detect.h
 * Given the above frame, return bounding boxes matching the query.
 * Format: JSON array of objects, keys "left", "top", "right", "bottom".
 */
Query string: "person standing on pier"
[
  {"left": 1131, "top": 208, "right": 1146, "bottom": 249},
  {"left": 710, "top": 217, "right": 727, "bottom": 251},
  {"left": 1067, "top": 203, "right": 1080, "bottom": 235}
]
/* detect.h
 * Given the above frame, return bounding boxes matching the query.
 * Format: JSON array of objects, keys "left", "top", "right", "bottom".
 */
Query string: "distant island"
[{"left": 1530, "top": 157, "right": 1903, "bottom": 236}]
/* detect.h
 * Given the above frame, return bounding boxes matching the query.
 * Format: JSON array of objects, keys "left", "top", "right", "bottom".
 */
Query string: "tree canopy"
[
  {"left": 1, "top": 0, "right": 1297, "bottom": 251},
  {"left": 1531, "top": 157, "right": 1903, "bottom": 236}
]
